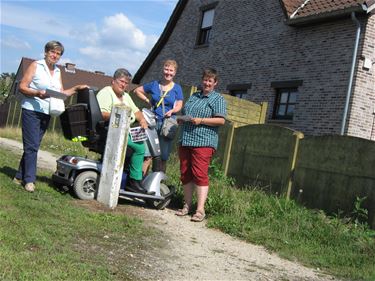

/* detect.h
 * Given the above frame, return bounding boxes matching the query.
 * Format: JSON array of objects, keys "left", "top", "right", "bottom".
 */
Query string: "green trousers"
[{"left": 127, "top": 135, "right": 145, "bottom": 181}]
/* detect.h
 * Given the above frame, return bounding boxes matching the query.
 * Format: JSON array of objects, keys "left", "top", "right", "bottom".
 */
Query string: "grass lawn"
[
  {"left": 1, "top": 127, "right": 375, "bottom": 281},
  {"left": 0, "top": 147, "right": 160, "bottom": 281}
]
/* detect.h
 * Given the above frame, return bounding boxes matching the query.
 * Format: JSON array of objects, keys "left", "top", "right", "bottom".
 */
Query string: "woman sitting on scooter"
[{"left": 96, "top": 68, "right": 149, "bottom": 194}]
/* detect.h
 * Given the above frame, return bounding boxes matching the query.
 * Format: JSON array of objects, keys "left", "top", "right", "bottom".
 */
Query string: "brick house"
[{"left": 133, "top": 0, "right": 375, "bottom": 140}]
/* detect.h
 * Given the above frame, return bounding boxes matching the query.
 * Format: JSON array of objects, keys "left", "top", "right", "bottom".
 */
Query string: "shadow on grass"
[
  {"left": 0, "top": 165, "right": 72, "bottom": 196},
  {"left": 0, "top": 166, "right": 18, "bottom": 180}
]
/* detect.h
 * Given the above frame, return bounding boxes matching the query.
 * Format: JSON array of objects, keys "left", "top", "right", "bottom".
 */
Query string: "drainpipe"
[{"left": 341, "top": 12, "right": 361, "bottom": 135}]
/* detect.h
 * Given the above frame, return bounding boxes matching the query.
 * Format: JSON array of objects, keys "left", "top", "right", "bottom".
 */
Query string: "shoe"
[
  {"left": 175, "top": 203, "right": 192, "bottom": 216},
  {"left": 13, "top": 177, "right": 23, "bottom": 185},
  {"left": 24, "top": 182, "right": 35, "bottom": 193},
  {"left": 126, "top": 179, "right": 147, "bottom": 194},
  {"left": 191, "top": 211, "right": 205, "bottom": 222}
]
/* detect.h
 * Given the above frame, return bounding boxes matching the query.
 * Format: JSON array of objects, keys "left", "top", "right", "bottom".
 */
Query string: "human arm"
[
  {"left": 190, "top": 116, "right": 225, "bottom": 126},
  {"left": 135, "top": 110, "right": 148, "bottom": 129},
  {"left": 164, "top": 84, "right": 184, "bottom": 117},
  {"left": 165, "top": 100, "right": 183, "bottom": 117},
  {"left": 133, "top": 86, "right": 151, "bottom": 105},
  {"left": 96, "top": 87, "right": 113, "bottom": 121},
  {"left": 62, "top": 84, "right": 89, "bottom": 96},
  {"left": 101, "top": 111, "right": 111, "bottom": 121},
  {"left": 19, "top": 62, "right": 47, "bottom": 98}
]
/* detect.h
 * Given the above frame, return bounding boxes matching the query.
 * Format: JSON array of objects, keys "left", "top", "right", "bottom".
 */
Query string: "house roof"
[
  {"left": 133, "top": 0, "right": 188, "bottom": 84},
  {"left": 133, "top": 0, "right": 374, "bottom": 83},
  {"left": 15, "top": 57, "right": 113, "bottom": 91},
  {"left": 282, "top": 0, "right": 374, "bottom": 24},
  {"left": 9, "top": 57, "right": 140, "bottom": 101}
]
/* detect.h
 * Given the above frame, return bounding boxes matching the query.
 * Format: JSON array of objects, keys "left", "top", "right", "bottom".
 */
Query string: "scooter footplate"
[{"left": 118, "top": 190, "right": 164, "bottom": 200}]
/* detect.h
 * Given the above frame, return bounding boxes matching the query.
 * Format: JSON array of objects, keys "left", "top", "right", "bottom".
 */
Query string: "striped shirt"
[{"left": 180, "top": 90, "right": 226, "bottom": 149}]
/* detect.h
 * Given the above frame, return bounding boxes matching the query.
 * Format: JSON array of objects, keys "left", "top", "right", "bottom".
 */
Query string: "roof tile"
[{"left": 282, "top": 0, "right": 368, "bottom": 18}]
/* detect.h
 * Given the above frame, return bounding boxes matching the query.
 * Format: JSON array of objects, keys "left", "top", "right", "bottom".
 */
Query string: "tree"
[{"left": 0, "top": 72, "right": 15, "bottom": 104}]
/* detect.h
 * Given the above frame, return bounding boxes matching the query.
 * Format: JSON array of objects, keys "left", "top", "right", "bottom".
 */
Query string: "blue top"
[
  {"left": 142, "top": 80, "right": 183, "bottom": 121},
  {"left": 180, "top": 90, "right": 227, "bottom": 149}
]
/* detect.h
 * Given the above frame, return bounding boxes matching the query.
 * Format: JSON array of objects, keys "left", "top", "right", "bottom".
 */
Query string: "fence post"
[
  {"left": 6, "top": 101, "right": 12, "bottom": 127},
  {"left": 285, "top": 131, "right": 304, "bottom": 200},
  {"left": 190, "top": 86, "right": 197, "bottom": 96},
  {"left": 51, "top": 117, "right": 56, "bottom": 132},
  {"left": 11, "top": 101, "right": 18, "bottom": 127},
  {"left": 259, "top": 102, "right": 268, "bottom": 124},
  {"left": 222, "top": 122, "right": 235, "bottom": 176},
  {"left": 97, "top": 104, "right": 131, "bottom": 209}
]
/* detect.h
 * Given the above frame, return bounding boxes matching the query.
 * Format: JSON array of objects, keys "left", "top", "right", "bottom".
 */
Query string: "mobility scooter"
[{"left": 52, "top": 88, "right": 174, "bottom": 209}]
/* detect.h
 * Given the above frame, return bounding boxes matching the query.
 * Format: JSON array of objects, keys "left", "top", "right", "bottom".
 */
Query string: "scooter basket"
[{"left": 60, "top": 104, "right": 88, "bottom": 140}]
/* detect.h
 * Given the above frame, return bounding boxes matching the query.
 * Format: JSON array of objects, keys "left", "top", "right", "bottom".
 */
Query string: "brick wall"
[
  {"left": 140, "top": 0, "right": 375, "bottom": 139},
  {"left": 347, "top": 15, "right": 375, "bottom": 140}
]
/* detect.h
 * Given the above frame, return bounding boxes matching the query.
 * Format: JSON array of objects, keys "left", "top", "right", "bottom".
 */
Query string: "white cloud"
[
  {"left": 2, "top": 35, "right": 31, "bottom": 50},
  {"left": 1, "top": 2, "right": 168, "bottom": 75},
  {"left": 73, "top": 13, "right": 159, "bottom": 75},
  {"left": 1, "top": 3, "right": 71, "bottom": 37},
  {"left": 101, "top": 13, "right": 147, "bottom": 49},
  {"left": 78, "top": 45, "right": 148, "bottom": 75}
]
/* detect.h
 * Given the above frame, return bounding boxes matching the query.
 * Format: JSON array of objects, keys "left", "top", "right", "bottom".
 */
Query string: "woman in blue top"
[
  {"left": 14, "top": 40, "right": 87, "bottom": 192},
  {"left": 134, "top": 59, "right": 183, "bottom": 173}
]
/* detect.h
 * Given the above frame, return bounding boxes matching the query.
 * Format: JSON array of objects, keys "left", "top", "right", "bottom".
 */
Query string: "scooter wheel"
[
  {"left": 73, "top": 171, "right": 98, "bottom": 200},
  {"left": 147, "top": 183, "right": 171, "bottom": 210}
]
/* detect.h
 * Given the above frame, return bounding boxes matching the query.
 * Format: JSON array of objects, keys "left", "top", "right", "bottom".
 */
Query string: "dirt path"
[{"left": 1, "top": 137, "right": 339, "bottom": 281}]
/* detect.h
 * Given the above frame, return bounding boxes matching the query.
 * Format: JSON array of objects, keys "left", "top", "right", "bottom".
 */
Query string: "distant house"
[{"left": 133, "top": 0, "right": 375, "bottom": 140}]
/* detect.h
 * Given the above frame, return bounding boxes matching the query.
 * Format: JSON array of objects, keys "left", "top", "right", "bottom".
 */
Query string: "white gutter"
[
  {"left": 340, "top": 12, "right": 361, "bottom": 135},
  {"left": 290, "top": 0, "right": 311, "bottom": 19}
]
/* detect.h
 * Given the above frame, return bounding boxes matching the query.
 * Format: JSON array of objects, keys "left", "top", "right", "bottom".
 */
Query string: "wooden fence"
[{"left": 221, "top": 124, "right": 375, "bottom": 228}]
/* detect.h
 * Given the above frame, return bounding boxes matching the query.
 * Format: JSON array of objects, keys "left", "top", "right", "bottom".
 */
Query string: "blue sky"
[{"left": 0, "top": 0, "right": 178, "bottom": 76}]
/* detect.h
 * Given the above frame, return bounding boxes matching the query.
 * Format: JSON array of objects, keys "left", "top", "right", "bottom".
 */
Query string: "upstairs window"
[
  {"left": 227, "top": 83, "right": 251, "bottom": 99},
  {"left": 196, "top": 3, "right": 218, "bottom": 46},
  {"left": 271, "top": 80, "right": 302, "bottom": 121},
  {"left": 273, "top": 88, "right": 297, "bottom": 120}
]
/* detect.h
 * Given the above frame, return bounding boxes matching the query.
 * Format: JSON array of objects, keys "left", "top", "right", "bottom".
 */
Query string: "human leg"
[
  {"left": 176, "top": 146, "right": 195, "bottom": 215},
  {"left": 157, "top": 120, "right": 173, "bottom": 173},
  {"left": 195, "top": 185, "right": 209, "bottom": 214},
  {"left": 190, "top": 147, "right": 215, "bottom": 220},
  {"left": 15, "top": 109, "right": 50, "bottom": 184},
  {"left": 127, "top": 137, "right": 145, "bottom": 181},
  {"left": 142, "top": 157, "right": 152, "bottom": 176},
  {"left": 142, "top": 140, "right": 152, "bottom": 176}
]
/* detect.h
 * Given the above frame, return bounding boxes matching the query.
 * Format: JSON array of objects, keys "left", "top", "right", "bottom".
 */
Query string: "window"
[
  {"left": 227, "top": 83, "right": 251, "bottom": 99},
  {"left": 273, "top": 88, "right": 297, "bottom": 120},
  {"left": 230, "top": 89, "right": 247, "bottom": 98},
  {"left": 196, "top": 3, "right": 218, "bottom": 46},
  {"left": 271, "top": 80, "right": 302, "bottom": 121}
]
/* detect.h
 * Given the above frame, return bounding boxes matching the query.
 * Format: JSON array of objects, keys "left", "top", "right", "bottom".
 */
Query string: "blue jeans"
[
  {"left": 156, "top": 119, "right": 174, "bottom": 161},
  {"left": 15, "top": 109, "right": 51, "bottom": 183}
]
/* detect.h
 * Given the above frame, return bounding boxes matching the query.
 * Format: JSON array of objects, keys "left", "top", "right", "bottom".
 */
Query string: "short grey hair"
[
  {"left": 44, "top": 40, "right": 64, "bottom": 55},
  {"left": 113, "top": 68, "right": 132, "bottom": 80}
]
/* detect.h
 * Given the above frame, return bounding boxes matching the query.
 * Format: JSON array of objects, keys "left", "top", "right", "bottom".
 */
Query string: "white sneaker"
[
  {"left": 13, "top": 177, "right": 23, "bottom": 185},
  {"left": 24, "top": 183, "right": 35, "bottom": 192}
]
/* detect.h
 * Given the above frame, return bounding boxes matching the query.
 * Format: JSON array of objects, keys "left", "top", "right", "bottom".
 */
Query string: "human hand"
[
  {"left": 176, "top": 115, "right": 192, "bottom": 124},
  {"left": 165, "top": 110, "right": 173, "bottom": 118},
  {"left": 37, "top": 90, "right": 47, "bottom": 99},
  {"left": 77, "top": 84, "right": 89, "bottom": 90},
  {"left": 139, "top": 119, "right": 148, "bottom": 129},
  {"left": 66, "top": 85, "right": 89, "bottom": 96},
  {"left": 191, "top": 117, "right": 202, "bottom": 125}
]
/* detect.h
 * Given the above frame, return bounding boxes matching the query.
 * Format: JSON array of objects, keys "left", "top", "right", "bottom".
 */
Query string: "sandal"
[
  {"left": 175, "top": 204, "right": 191, "bottom": 216},
  {"left": 191, "top": 211, "right": 205, "bottom": 222}
]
